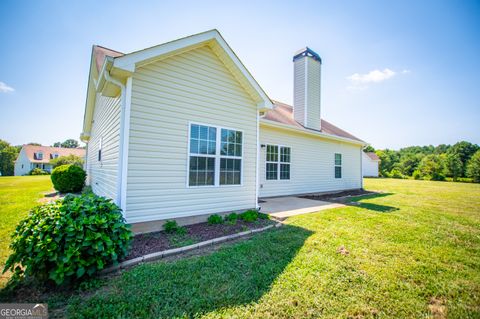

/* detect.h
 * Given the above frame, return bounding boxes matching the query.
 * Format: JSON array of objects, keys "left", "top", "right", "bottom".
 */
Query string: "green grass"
[
  {"left": 0, "top": 176, "right": 53, "bottom": 287},
  {"left": 3, "top": 178, "right": 480, "bottom": 318}
]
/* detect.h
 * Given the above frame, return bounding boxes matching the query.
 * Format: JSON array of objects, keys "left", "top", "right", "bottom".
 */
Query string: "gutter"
[{"left": 260, "top": 118, "right": 367, "bottom": 147}]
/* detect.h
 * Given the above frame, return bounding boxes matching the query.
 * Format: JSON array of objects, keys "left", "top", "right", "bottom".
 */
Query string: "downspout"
[{"left": 103, "top": 70, "right": 127, "bottom": 212}]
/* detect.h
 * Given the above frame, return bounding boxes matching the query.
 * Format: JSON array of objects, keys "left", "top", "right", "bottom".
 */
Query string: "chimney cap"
[{"left": 293, "top": 47, "right": 322, "bottom": 63}]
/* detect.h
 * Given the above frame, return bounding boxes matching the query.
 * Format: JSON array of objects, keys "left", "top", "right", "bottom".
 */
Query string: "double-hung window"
[
  {"left": 335, "top": 153, "right": 342, "bottom": 178},
  {"left": 266, "top": 145, "right": 291, "bottom": 180},
  {"left": 188, "top": 123, "right": 243, "bottom": 187}
]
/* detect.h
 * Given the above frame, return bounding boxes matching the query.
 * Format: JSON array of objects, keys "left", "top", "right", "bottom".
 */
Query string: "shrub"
[
  {"left": 224, "top": 213, "right": 238, "bottom": 224},
  {"left": 28, "top": 168, "right": 49, "bottom": 175},
  {"left": 418, "top": 154, "right": 446, "bottom": 181},
  {"left": 50, "top": 154, "right": 84, "bottom": 169},
  {"left": 51, "top": 164, "right": 86, "bottom": 193},
  {"left": 258, "top": 212, "right": 270, "bottom": 220},
  {"left": 3, "top": 194, "right": 132, "bottom": 285},
  {"left": 412, "top": 169, "right": 422, "bottom": 180},
  {"left": 239, "top": 209, "right": 259, "bottom": 222},
  {"left": 466, "top": 150, "right": 480, "bottom": 183},
  {"left": 163, "top": 220, "right": 186, "bottom": 235},
  {"left": 207, "top": 214, "right": 223, "bottom": 225},
  {"left": 389, "top": 168, "right": 404, "bottom": 179}
]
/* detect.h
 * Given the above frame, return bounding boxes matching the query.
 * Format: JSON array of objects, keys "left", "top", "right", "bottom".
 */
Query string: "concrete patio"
[{"left": 259, "top": 196, "right": 345, "bottom": 218}]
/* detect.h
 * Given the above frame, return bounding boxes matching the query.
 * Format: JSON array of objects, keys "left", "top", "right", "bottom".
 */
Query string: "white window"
[
  {"left": 266, "top": 145, "right": 291, "bottom": 180},
  {"left": 335, "top": 153, "right": 342, "bottom": 178},
  {"left": 188, "top": 123, "right": 243, "bottom": 187},
  {"left": 34, "top": 152, "right": 43, "bottom": 160}
]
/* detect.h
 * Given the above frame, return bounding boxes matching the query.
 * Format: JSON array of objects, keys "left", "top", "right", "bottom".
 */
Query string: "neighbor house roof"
[
  {"left": 262, "top": 100, "right": 364, "bottom": 143},
  {"left": 20, "top": 145, "right": 86, "bottom": 164},
  {"left": 364, "top": 152, "right": 380, "bottom": 161}
]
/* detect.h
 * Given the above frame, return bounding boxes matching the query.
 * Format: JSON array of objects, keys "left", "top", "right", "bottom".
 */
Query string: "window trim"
[
  {"left": 265, "top": 144, "right": 291, "bottom": 181},
  {"left": 335, "top": 153, "right": 342, "bottom": 179},
  {"left": 186, "top": 121, "right": 244, "bottom": 188}
]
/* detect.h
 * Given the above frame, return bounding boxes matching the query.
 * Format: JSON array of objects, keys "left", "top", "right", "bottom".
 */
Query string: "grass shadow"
[
  {"left": 347, "top": 192, "right": 399, "bottom": 213},
  {"left": 3, "top": 225, "right": 313, "bottom": 318}
]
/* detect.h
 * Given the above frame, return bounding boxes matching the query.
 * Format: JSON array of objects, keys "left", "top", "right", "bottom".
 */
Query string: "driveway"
[{"left": 259, "top": 196, "right": 345, "bottom": 218}]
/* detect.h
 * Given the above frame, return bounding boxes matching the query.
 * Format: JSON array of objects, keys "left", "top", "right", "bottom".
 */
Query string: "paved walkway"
[{"left": 259, "top": 196, "right": 345, "bottom": 218}]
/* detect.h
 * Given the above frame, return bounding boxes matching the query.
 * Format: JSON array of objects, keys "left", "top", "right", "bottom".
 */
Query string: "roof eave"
[{"left": 260, "top": 118, "right": 367, "bottom": 146}]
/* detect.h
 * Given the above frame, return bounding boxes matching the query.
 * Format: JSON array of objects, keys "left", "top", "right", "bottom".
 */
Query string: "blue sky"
[{"left": 1, "top": 0, "right": 479, "bottom": 149}]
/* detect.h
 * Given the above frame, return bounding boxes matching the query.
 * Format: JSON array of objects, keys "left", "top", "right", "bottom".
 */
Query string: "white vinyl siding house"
[
  {"left": 81, "top": 30, "right": 366, "bottom": 232},
  {"left": 124, "top": 45, "right": 258, "bottom": 224},
  {"left": 85, "top": 93, "right": 121, "bottom": 200},
  {"left": 259, "top": 124, "right": 362, "bottom": 197}
]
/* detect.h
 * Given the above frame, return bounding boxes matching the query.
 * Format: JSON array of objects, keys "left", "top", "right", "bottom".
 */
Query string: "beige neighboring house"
[
  {"left": 362, "top": 152, "right": 380, "bottom": 177},
  {"left": 14, "top": 145, "right": 86, "bottom": 176},
  {"left": 80, "top": 29, "right": 367, "bottom": 233}
]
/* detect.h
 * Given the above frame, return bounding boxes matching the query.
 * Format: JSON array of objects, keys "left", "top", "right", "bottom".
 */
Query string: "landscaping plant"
[
  {"left": 51, "top": 164, "right": 86, "bottom": 193},
  {"left": 3, "top": 194, "right": 132, "bottom": 285},
  {"left": 207, "top": 214, "right": 223, "bottom": 225},
  {"left": 224, "top": 213, "right": 238, "bottom": 224},
  {"left": 239, "top": 209, "right": 259, "bottom": 222},
  {"left": 163, "top": 220, "right": 186, "bottom": 235},
  {"left": 28, "top": 168, "right": 49, "bottom": 175}
]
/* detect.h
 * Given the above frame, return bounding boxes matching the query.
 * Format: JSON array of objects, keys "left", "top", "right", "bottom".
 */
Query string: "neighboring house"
[
  {"left": 81, "top": 29, "right": 366, "bottom": 233},
  {"left": 14, "top": 145, "right": 86, "bottom": 176},
  {"left": 362, "top": 152, "right": 380, "bottom": 177}
]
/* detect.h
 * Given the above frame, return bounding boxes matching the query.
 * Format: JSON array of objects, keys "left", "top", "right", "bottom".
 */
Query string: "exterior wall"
[
  {"left": 14, "top": 148, "right": 30, "bottom": 176},
  {"left": 86, "top": 93, "right": 121, "bottom": 200},
  {"left": 362, "top": 152, "right": 379, "bottom": 177},
  {"left": 125, "top": 45, "right": 258, "bottom": 224},
  {"left": 293, "top": 58, "right": 305, "bottom": 126},
  {"left": 306, "top": 58, "right": 321, "bottom": 130},
  {"left": 259, "top": 124, "right": 362, "bottom": 197}
]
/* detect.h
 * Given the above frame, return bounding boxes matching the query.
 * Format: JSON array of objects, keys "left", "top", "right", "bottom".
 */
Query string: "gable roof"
[
  {"left": 262, "top": 100, "right": 364, "bottom": 144},
  {"left": 364, "top": 152, "right": 380, "bottom": 161},
  {"left": 19, "top": 145, "right": 86, "bottom": 164},
  {"left": 82, "top": 30, "right": 273, "bottom": 142}
]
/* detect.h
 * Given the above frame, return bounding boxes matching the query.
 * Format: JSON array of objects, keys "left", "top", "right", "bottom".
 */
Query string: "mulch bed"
[
  {"left": 125, "top": 219, "right": 275, "bottom": 260},
  {"left": 299, "top": 189, "right": 376, "bottom": 202}
]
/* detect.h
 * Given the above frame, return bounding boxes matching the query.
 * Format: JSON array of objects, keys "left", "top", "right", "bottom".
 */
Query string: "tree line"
[
  {"left": 0, "top": 139, "right": 83, "bottom": 176},
  {"left": 367, "top": 141, "right": 480, "bottom": 182}
]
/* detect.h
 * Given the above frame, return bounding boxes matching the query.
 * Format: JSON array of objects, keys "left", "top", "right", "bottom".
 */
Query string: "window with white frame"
[
  {"left": 266, "top": 144, "right": 291, "bottom": 180},
  {"left": 335, "top": 153, "right": 342, "bottom": 178},
  {"left": 188, "top": 123, "right": 243, "bottom": 187},
  {"left": 34, "top": 152, "right": 43, "bottom": 160}
]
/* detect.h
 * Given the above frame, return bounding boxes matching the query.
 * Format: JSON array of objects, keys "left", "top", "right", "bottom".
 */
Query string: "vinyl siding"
[
  {"left": 86, "top": 93, "right": 121, "bottom": 200},
  {"left": 306, "top": 58, "right": 321, "bottom": 130},
  {"left": 293, "top": 58, "right": 305, "bottom": 125},
  {"left": 125, "top": 45, "right": 258, "bottom": 224},
  {"left": 362, "top": 152, "right": 379, "bottom": 177},
  {"left": 14, "top": 149, "right": 30, "bottom": 176},
  {"left": 259, "top": 124, "right": 362, "bottom": 197}
]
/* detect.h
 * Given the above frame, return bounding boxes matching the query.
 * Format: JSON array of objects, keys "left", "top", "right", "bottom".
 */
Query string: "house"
[
  {"left": 14, "top": 145, "right": 86, "bottom": 176},
  {"left": 81, "top": 30, "right": 366, "bottom": 233},
  {"left": 362, "top": 152, "right": 380, "bottom": 177}
]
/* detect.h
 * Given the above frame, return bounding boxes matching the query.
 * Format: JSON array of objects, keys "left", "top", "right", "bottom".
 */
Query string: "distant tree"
[
  {"left": 466, "top": 150, "right": 480, "bottom": 183},
  {"left": 53, "top": 139, "right": 80, "bottom": 149},
  {"left": 448, "top": 141, "right": 480, "bottom": 176},
  {"left": 27, "top": 142, "right": 42, "bottom": 146},
  {"left": 398, "top": 153, "right": 423, "bottom": 176},
  {"left": 376, "top": 149, "right": 400, "bottom": 176},
  {"left": 50, "top": 154, "right": 84, "bottom": 168},
  {"left": 418, "top": 154, "right": 445, "bottom": 181},
  {"left": 363, "top": 145, "right": 375, "bottom": 153},
  {"left": 0, "top": 140, "right": 19, "bottom": 176},
  {"left": 444, "top": 153, "right": 463, "bottom": 181}
]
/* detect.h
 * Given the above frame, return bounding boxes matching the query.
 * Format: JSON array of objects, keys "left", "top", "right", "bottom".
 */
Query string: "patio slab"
[{"left": 259, "top": 196, "right": 345, "bottom": 218}]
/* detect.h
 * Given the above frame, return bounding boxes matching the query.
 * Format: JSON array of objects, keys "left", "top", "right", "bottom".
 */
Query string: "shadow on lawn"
[
  {"left": 64, "top": 224, "right": 313, "bottom": 318},
  {"left": 348, "top": 192, "right": 399, "bottom": 213}
]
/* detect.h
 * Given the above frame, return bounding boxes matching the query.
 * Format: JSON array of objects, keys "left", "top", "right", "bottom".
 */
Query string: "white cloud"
[
  {"left": 346, "top": 68, "right": 411, "bottom": 91},
  {"left": 0, "top": 81, "right": 14, "bottom": 93},
  {"left": 401, "top": 69, "right": 411, "bottom": 74}
]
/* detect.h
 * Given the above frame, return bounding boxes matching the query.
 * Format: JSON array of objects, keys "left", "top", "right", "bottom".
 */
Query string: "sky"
[{"left": 0, "top": 0, "right": 479, "bottom": 150}]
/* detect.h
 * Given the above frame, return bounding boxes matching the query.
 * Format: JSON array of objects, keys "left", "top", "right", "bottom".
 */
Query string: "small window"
[
  {"left": 34, "top": 152, "right": 43, "bottom": 160},
  {"left": 266, "top": 145, "right": 291, "bottom": 180},
  {"left": 335, "top": 153, "right": 342, "bottom": 178}
]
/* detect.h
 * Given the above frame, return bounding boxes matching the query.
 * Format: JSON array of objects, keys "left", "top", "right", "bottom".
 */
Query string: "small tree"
[
  {"left": 418, "top": 154, "right": 445, "bottom": 181},
  {"left": 466, "top": 150, "right": 480, "bottom": 183},
  {"left": 0, "top": 141, "right": 19, "bottom": 176},
  {"left": 50, "top": 154, "right": 84, "bottom": 168},
  {"left": 445, "top": 153, "right": 463, "bottom": 181}
]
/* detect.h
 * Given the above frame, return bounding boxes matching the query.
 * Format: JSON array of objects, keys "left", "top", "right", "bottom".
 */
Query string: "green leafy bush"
[
  {"left": 50, "top": 154, "right": 84, "bottom": 168},
  {"left": 389, "top": 168, "right": 404, "bottom": 179},
  {"left": 412, "top": 169, "right": 421, "bottom": 180},
  {"left": 28, "top": 168, "right": 49, "bottom": 175},
  {"left": 3, "top": 194, "right": 132, "bottom": 285},
  {"left": 239, "top": 209, "right": 259, "bottom": 222},
  {"left": 466, "top": 150, "right": 480, "bottom": 183},
  {"left": 51, "top": 164, "right": 86, "bottom": 193},
  {"left": 207, "top": 214, "right": 223, "bottom": 225},
  {"left": 224, "top": 213, "right": 238, "bottom": 224},
  {"left": 258, "top": 212, "right": 270, "bottom": 220},
  {"left": 163, "top": 220, "right": 186, "bottom": 235}
]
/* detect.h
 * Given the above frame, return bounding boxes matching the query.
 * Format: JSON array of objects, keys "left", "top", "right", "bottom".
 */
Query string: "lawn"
[
  {"left": 2, "top": 178, "right": 480, "bottom": 318},
  {"left": 0, "top": 176, "right": 53, "bottom": 287}
]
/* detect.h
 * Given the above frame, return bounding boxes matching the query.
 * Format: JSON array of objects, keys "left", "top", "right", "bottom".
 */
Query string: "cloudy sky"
[{"left": 1, "top": 0, "right": 479, "bottom": 149}]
